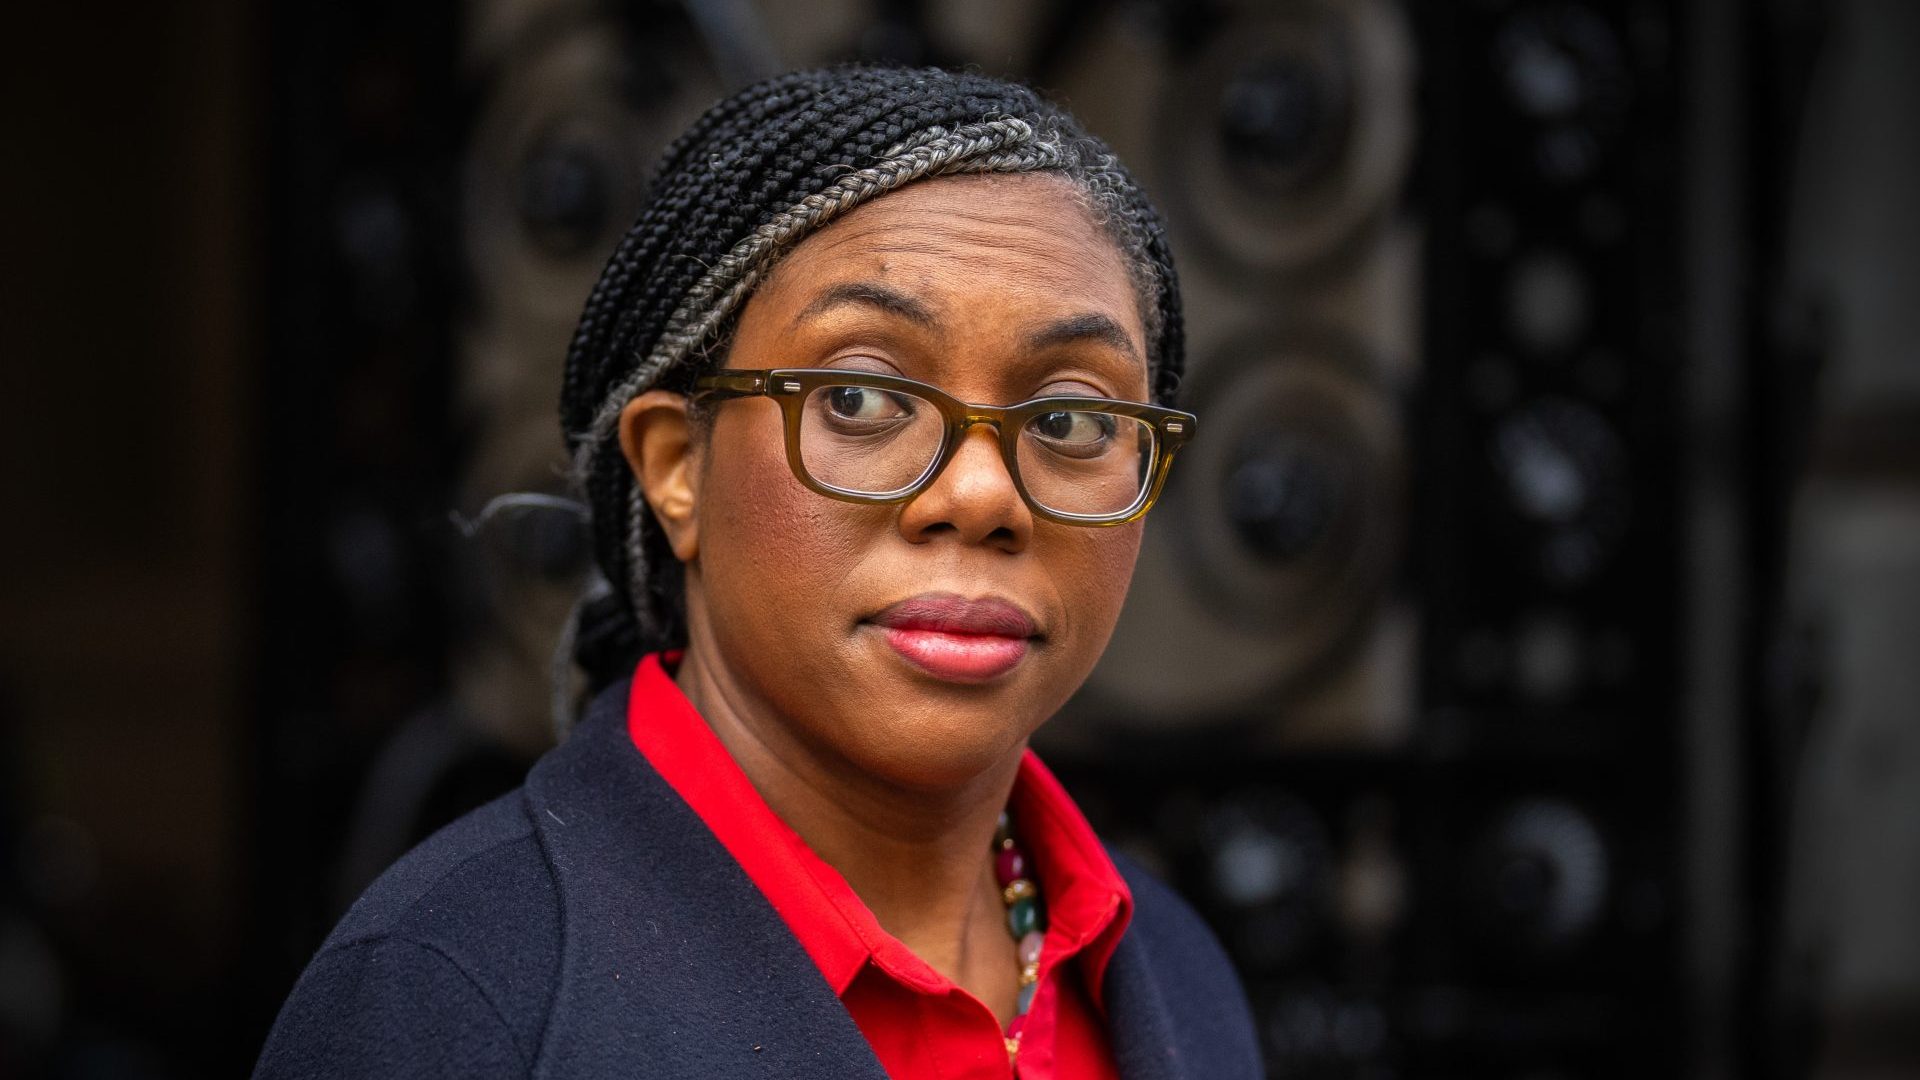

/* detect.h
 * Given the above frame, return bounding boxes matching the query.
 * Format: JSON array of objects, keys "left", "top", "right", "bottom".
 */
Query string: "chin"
[{"left": 835, "top": 704, "right": 1035, "bottom": 794}]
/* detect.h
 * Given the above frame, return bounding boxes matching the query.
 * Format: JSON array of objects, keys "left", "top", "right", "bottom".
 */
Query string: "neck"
[{"left": 671, "top": 641, "right": 1022, "bottom": 1007}]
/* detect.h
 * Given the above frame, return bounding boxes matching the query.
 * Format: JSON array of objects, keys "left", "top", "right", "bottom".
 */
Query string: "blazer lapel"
[{"left": 521, "top": 680, "right": 888, "bottom": 1080}]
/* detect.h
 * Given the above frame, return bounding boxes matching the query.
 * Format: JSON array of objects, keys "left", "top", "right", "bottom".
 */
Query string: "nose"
[{"left": 895, "top": 422, "right": 1032, "bottom": 551}]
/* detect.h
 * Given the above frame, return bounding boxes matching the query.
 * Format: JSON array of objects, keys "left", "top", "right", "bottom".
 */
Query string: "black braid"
[{"left": 559, "top": 64, "right": 1185, "bottom": 693}]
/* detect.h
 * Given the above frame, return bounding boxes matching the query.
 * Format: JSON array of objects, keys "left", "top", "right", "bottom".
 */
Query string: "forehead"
[
  {"left": 782, "top": 172, "right": 1117, "bottom": 269},
  {"left": 749, "top": 173, "right": 1146, "bottom": 358}
]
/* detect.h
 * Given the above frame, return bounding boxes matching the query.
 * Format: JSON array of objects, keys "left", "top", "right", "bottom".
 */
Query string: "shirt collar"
[{"left": 625, "top": 651, "right": 1134, "bottom": 1008}]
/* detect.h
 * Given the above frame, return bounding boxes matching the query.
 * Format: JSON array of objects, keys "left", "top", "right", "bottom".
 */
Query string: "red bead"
[
  {"left": 1006, "top": 1012, "right": 1028, "bottom": 1040},
  {"left": 994, "top": 846, "right": 1027, "bottom": 886}
]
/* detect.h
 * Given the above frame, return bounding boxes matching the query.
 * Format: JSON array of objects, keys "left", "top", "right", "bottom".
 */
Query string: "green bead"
[
  {"left": 1007, "top": 897, "right": 1039, "bottom": 938},
  {"left": 1016, "top": 981, "right": 1037, "bottom": 1014}
]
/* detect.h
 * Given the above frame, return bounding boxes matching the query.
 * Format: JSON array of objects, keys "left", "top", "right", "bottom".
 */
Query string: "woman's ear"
[{"left": 617, "top": 390, "right": 700, "bottom": 562}]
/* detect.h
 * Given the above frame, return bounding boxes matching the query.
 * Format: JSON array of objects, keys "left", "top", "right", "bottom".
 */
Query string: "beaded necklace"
[{"left": 993, "top": 809, "right": 1044, "bottom": 1065}]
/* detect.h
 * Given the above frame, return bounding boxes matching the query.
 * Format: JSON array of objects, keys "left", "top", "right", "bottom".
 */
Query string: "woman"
[{"left": 256, "top": 65, "right": 1261, "bottom": 1079}]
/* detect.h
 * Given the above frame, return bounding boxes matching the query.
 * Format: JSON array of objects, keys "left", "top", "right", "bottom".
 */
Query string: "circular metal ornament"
[
  {"left": 1155, "top": 0, "right": 1415, "bottom": 276},
  {"left": 1083, "top": 330, "right": 1406, "bottom": 725}
]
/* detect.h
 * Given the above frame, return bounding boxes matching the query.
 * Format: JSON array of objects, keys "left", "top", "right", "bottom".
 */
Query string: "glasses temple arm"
[{"left": 690, "top": 371, "right": 770, "bottom": 400}]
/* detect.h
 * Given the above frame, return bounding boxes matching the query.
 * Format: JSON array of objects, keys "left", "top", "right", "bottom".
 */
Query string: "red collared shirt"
[{"left": 626, "top": 653, "right": 1130, "bottom": 1079}]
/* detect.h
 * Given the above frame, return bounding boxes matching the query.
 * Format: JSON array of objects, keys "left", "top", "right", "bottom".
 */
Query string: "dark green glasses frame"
[{"left": 691, "top": 368, "right": 1197, "bottom": 526}]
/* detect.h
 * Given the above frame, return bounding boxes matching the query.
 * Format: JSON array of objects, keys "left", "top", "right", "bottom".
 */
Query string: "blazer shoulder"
[
  {"left": 265, "top": 789, "right": 563, "bottom": 1072},
  {"left": 324, "top": 789, "right": 550, "bottom": 945},
  {"left": 254, "top": 935, "right": 533, "bottom": 1079}
]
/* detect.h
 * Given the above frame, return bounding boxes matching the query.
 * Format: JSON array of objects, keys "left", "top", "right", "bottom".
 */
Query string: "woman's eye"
[
  {"left": 1033, "top": 410, "right": 1115, "bottom": 446},
  {"left": 826, "top": 386, "right": 908, "bottom": 421}
]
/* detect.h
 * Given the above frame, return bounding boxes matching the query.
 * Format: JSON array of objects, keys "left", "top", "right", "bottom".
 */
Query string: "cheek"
[
  {"left": 1052, "top": 524, "right": 1145, "bottom": 657},
  {"left": 695, "top": 417, "right": 871, "bottom": 634}
]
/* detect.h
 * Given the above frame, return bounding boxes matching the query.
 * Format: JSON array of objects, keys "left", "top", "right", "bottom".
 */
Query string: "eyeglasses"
[{"left": 691, "top": 368, "right": 1197, "bottom": 526}]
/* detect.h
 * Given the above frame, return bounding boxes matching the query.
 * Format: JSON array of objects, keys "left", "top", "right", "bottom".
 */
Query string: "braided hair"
[{"left": 559, "top": 65, "right": 1184, "bottom": 695}]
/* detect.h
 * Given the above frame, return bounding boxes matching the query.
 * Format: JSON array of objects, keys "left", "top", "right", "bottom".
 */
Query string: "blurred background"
[{"left": 2, "top": 0, "right": 1916, "bottom": 1076}]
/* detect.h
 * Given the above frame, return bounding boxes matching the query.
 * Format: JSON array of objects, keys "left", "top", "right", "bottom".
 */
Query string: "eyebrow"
[
  {"left": 791, "top": 281, "right": 938, "bottom": 330},
  {"left": 1023, "top": 312, "right": 1143, "bottom": 365}
]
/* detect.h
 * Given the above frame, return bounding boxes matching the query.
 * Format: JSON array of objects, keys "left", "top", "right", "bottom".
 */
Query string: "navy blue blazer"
[{"left": 254, "top": 678, "right": 1263, "bottom": 1079}]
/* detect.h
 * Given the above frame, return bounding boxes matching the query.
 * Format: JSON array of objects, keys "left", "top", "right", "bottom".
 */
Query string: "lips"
[{"left": 867, "top": 593, "right": 1039, "bottom": 682}]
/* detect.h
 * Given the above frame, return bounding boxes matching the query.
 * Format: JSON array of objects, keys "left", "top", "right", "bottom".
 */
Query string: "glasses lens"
[
  {"left": 1017, "top": 408, "right": 1156, "bottom": 518},
  {"left": 798, "top": 384, "right": 946, "bottom": 496}
]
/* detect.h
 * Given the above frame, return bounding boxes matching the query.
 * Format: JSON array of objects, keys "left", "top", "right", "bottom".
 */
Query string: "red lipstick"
[{"left": 868, "top": 593, "right": 1038, "bottom": 682}]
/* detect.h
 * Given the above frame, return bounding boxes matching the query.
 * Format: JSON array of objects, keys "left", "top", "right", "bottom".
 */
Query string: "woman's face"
[{"left": 678, "top": 173, "right": 1151, "bottom": 792}]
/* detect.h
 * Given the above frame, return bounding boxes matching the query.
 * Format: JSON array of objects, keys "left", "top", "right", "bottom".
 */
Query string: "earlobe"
[{"left": 616, "top": 390, "right": 700, "bottom": 562}]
